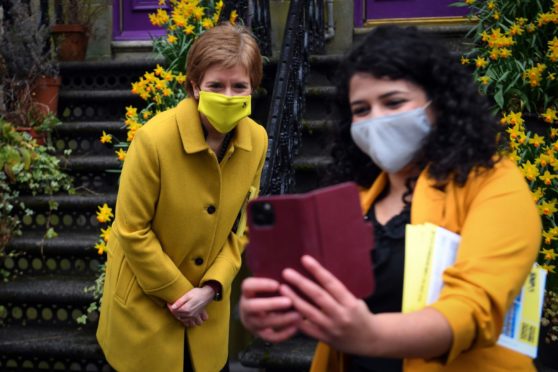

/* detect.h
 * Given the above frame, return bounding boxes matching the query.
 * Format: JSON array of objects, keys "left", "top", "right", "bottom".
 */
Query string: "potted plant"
[
  {"left": 51, "top": 0, "right": 103, "bottom": 61},
  {"left": 0, "top": 0, "right": 61, "bottom": 135},
  {"left": 0, "top": 116, "right": 74, "bottom": 280},
  {"left": 455, "top": 0, "right": 558, "bottom": 366}
]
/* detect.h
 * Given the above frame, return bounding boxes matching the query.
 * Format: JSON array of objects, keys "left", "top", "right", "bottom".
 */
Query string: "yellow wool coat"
[
  {"left": 310, "top": 158, "right": 541, "bottom": 372},
  {"left": 96, "top": 98, "right": 268, "bottom": 372}
]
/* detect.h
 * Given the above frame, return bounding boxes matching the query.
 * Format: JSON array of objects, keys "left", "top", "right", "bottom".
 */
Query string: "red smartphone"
[{"left": 245, "top": 182, "right": 375, "bottom": 299}]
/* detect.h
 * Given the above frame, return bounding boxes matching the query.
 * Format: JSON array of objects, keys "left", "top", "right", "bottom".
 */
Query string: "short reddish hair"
[{"left": 185, "top": 23, "right": 263, "bottom": 97}]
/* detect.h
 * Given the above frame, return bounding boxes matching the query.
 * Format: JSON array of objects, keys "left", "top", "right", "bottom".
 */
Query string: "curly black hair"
[{"left": 327, "top": 25, "right": 505, "bottom": 189}]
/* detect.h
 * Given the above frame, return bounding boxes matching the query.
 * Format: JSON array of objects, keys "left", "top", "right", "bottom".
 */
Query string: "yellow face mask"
[{"left": 197, "top": 91, "right": 252, "bottom": 134}]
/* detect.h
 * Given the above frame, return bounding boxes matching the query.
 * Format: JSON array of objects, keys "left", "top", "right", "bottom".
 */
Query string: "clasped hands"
[
  {"left": 239, "top": 255, "right": 375, "bottom": 355},
  {"left": 167, "top": 286, "right": 215, "bottom": 328}
]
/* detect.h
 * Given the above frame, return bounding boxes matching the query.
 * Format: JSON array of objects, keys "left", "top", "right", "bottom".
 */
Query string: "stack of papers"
[{"left": 403, "top": 223, "right": 547, "bottom": 358}]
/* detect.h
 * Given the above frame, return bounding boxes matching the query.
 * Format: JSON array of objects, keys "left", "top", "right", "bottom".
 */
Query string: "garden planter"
[
  {"left": 15, "top": 127, "right": 47, "bottom": 145},
  {"left": 51, "top": 24, "right": 88, "bottom": 61},
  {"left": 31, "top": 75, "right": 62, "bottom": 116}
]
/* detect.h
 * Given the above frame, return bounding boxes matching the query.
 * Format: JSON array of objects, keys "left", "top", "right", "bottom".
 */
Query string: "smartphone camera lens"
[{"left": 251, "top": 202, "right": 275, "bottom": 226}]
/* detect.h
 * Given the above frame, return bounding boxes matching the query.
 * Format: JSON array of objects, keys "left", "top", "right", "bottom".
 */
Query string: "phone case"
[{"left": 246, "top": 182, "right": 375, "bottom": 299}]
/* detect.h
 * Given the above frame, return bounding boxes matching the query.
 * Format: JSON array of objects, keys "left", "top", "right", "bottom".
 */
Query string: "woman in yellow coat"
[
  {"left": 97, "top": 24, "right": 268, "bottom": 372},
  {"left": 238, "top": 26, "right": 541, "bottom": 371}
]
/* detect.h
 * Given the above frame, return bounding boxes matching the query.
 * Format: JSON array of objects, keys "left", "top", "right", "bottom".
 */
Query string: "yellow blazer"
[
  {"left": 311, "top": 158, "right": 541, "bottom": 372},
  {"left": 97, "top": 98, "right": 268, "bottom": 372}
]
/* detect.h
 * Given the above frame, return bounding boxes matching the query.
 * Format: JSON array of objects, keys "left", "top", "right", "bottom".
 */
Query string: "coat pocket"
[{"left": 114, "top": 257, "right": 135, "bottom": 305}]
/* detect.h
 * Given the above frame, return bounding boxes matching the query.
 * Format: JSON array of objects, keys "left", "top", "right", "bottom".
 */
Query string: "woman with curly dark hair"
[{"left": 239, "top": 26, "right": 541, "bottom": 371}]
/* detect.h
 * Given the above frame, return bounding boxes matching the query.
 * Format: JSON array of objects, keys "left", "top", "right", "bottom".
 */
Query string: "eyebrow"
[
  {"left": 205, "top": 80, "right": 249, "bottom": 84},
  {"left": 350, "top": 90, "right": 408, "bottom": 105}
]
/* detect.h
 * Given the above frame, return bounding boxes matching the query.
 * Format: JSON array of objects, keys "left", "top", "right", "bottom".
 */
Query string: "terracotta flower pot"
[
  {"left": 51, "top": 24, "right": 89, "bottom": 61},
  {"left": 15, "top": 127, "right": 47, "bottom": 146},
  {"left": 31, "top": 76, "right": 62, "bottom": 116}
]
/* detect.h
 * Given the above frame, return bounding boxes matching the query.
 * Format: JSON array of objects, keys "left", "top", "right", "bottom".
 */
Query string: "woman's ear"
[{"left": 191, "top": 81, "right": 200, "bottom": 100}]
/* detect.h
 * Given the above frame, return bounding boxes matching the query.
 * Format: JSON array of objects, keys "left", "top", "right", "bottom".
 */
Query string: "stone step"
[
  {"left": 302, "top": 119, "right": 335, "bottom": 133},
  {"left": 353, "top": 24, "right": 473, "bottom": 54},
  {"left": 56, "top": 121, "right": 124, "bottom": 133},
  {"left": 303, "top": 85, "right": 338, "bottom": 122},
  {"left": 7, "top": 232, "right": 99, "bottom": 255},
  {"left": 0, "top": 325, "right": 106, "bottom": 371},
  {"left": 0, "top": 276, "right": 97, "bottom": 327},
  {"left": 4, "top": 232, "right": 103, "bottom": 277},
  {"left": 306, "top": 54, "right": 343, "bottom": 87},
  {"left": 19, "top": 194, "right": 116, "bottom": 209},
  {"left": 0, "top": 275, "right": 94, "bottom": 304},
  {"left": 239, "top": 335, "right": 316, "bottom": 371},
  {"left": 52, "top": 121, "right": 125, "bottom": 160},
  {"left": 17, "top": 194, "right": 115, "bottom": 234},
  {"left": 66, "top": 155, "right": 121, "bottom": 172},
  {"left": 292, "top": 155, "right": 332, "bottom": 193}
]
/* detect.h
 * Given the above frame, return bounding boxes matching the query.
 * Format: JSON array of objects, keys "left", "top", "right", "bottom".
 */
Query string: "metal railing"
[
  {"left": 221, "top": 0, "right": 272, "bottom": 57},
  {"left": 261, "top": 0, "right": 324, "bottom": 195}
]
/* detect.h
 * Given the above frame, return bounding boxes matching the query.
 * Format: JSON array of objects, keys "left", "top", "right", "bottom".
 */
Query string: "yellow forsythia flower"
[
  {"left": 538, "top": 199, "right": 558, "bottom": 216},
  {"left": 230, "top": 10, "right": 238, "bottom": 24},
  {"left": 479, "top": 75, "right": 490, "bottom": 85},
  {"left": 529, "top": 134, "right": 545, "bottom": 148},
  {"left": 116, "top": 148, "right": 127, "bottom": 161},
  {"left": 539, "top": 170, "right": 557, "bottom": 185},
  {"left": 95, "top": 241, "right": 107, "bottom": 255},
  {"left": 96, "top": 203, "right": 114, "bottom": 224},
  {"left": 542, "top": 108, "right": 557, "bottom": 123},
  {"left": 475, "top": 56, "right": 488, "bottom": 68},
  {"left": 101, "top": 226, "right": 112, "bottom": 242},
  {"left": 541, "top": 264, "right": 556, "bottom": 273},
  {"left": 100, "top": 131, "right": 112, "bottom": 144},
  {"left": 521, "top": 161, "right": 540, "bottom": 181},
  {"left": 541, "top": 248, "right": 558, "bottom": 260}
]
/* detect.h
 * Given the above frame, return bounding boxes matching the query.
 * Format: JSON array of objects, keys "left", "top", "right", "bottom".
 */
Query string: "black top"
[{"left": 347, "top": 204, "right": 410, "bottom": 372}]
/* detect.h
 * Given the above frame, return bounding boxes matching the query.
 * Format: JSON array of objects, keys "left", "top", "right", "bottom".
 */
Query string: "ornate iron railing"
[
  {"left": 221, "top": 0, "right": 272, "bottom": 57},
  {"left": 261, "top": 0, "right": 324, "bottom": 195}
]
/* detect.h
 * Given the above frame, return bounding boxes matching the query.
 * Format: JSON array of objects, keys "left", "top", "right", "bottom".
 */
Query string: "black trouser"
[{"left": 184, "top": 332, "right": 230, "bottom": 372}]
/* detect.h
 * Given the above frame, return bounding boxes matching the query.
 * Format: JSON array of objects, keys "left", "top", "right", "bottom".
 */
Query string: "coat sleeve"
[
  {"left": 201, "top": 127, "right": 268, "bottom": 296},
  {"left": 429, "top": 160, "right": 541, "bottom": 363},
  {"left": 112, "top": 128, "right": 193, "bottom": 304}
]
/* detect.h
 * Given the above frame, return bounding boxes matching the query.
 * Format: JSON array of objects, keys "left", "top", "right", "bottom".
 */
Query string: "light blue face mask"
[{"left": 350, "top": 103, "right": 432, "bottom": 173}]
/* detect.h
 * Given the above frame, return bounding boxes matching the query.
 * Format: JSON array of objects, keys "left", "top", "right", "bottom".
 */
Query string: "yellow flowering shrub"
[
  {"left": 455, "top": 0, "right": 557, "bottom": 114},
  {"left": 78, "top": 0, "right": 232, "bottom": 324},
  {"left": 455, "top": 0, "right": 558, "bottom": 343}
]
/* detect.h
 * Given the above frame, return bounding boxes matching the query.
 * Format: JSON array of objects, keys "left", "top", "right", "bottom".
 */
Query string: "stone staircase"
[
  {"left": 0, "top": 60, "right": 151, "bottom": 371},
  {"left": 0, "top": 56, "right": 280, "bottom": 370},
  {"left": 0, "top": 25, "right": 477, "bottom": 371}
]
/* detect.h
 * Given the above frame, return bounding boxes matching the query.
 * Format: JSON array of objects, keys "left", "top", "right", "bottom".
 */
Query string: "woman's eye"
[
  {"left": 385, "top": 100, "right": 406, "bottom": 108},
  {"left": 234, "top": 84, "right": 249, "bottom": 90},
  {"left": 352, "top": 107, "right": 369, "bottom": 116}
]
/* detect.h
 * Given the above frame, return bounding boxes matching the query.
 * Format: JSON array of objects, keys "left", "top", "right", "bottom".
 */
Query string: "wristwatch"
[{"left": 203, "top": 280, "right": 222, "bottom": 301}]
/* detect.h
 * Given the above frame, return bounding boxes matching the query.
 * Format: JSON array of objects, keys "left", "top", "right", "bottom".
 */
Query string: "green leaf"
[
  {"left": 44, "top": 228, "right": 58, "bottom": 240},
  {"left": 495, "top": 87, "right": 505, "bottom": 110},
  {"left": 449, "top": 2, "right": 470, "bottom": 7}
]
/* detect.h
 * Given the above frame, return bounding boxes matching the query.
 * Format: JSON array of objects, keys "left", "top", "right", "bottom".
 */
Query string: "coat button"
[
  {"left": 194, "top": 257, "right": 204, "bottom": 266},
  {"left": 207, "top": 205, "right": 216, "bottom": 214}
]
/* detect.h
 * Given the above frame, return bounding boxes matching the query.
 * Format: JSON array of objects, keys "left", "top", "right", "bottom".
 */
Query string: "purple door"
[
  {"left": 113, "top": 0, "right": 166, "bottom": 40},
  {"left": 354, "top": 0, "right": 468, "bottom": 27}
]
